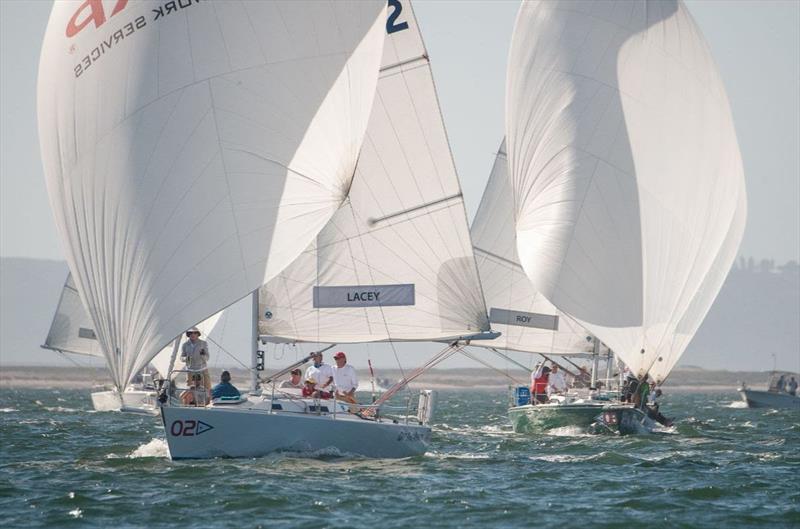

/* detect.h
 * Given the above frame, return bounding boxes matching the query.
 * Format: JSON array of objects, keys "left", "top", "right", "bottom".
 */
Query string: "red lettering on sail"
[{"left": 66, "top": 0, "right": 129, "bottom": 38}]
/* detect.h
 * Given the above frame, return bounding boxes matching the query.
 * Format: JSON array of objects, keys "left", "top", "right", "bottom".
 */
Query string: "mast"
[
  {"left": 590, "top": 338, "right": 600, "bottom": 390},
  {"left": 250, "top": 289, "right": 259, "bottom": 392}
]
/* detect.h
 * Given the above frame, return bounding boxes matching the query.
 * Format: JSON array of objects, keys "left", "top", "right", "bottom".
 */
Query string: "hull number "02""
[{"left": 170, "top": 419, "right": 214, "bottom": 436}]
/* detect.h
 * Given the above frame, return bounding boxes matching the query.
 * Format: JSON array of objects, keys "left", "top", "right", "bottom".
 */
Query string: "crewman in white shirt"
[
  {"left": 548, "top": 364, "right": 568, "bottom": 395},
  {"left": 305, "top": 351, "right": 334, "bottom": 392},
  {"left": 332, "top": 351, "right": 358, "bottom": 407}
]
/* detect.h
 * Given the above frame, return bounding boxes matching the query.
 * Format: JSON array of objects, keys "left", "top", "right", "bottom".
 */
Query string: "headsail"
[
  {"left": 42, "top": 273, "right": 103, "bottom": 358},
  {"left": 259, "top": 0, "right": 489, "bottom": 343},
  {"left": 471, "top": 140, "right": 592, "bottom": 356},
  {"left": 505, "top": 0, "right": 747, "bottom": 382},
  {"left": 38, "top": 0, "right": 387, "bottom": 389}
]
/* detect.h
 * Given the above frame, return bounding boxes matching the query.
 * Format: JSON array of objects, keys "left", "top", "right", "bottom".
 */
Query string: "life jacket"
[{"left": 532, "top": 373, "right": 549, "bottom": 395}]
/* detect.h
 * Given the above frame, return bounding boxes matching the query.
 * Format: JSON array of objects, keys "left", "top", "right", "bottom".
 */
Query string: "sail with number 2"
[
  {"left": 259, "top": 0, "right": 490, "bottom": 344},
  {"left": 38, "top": 0, "right": 387, "bottom": 391},
  {"left": 505, "top": 0, "right": 747, "bottom": 383}
]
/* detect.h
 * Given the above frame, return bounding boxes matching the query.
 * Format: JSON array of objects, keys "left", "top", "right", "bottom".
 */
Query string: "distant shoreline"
[{"left": 0, "top": 366, "right": 778, "bottom": 392}]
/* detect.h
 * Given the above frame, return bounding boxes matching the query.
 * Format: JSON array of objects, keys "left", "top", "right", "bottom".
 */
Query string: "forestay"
[
  {"left": 470, "top": 140, "right": 592, "bottom": 356},
  {"left": 38, "top": 0, "right": 386, "bottom": 389},
  {"left": 505, "top": 0, "right": 746, "bottom": 382},
  {"left": 259, "top": 0, "right": 489, "bottom": 343}
]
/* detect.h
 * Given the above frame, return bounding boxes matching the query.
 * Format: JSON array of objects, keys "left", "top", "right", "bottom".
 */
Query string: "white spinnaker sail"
[
  {"left": 505, "top": 1, "right": 746, "bottom": 382},
  {"left": 38, "top": 1, "right": 386, "bottom": 389},
  {"left": 471, "top": 140, "right": 592, "bottom": 356},
  {"left": 43, "top": 273, "right": 104, "bottom": 358},
  {"left": 259, "top": 0, "right": 489, "bottom": 343}
]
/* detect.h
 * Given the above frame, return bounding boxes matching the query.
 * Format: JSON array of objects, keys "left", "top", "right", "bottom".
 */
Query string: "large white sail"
[
  {"left": 259, "top": 0, "right": 489, "bottom": 343},
  {"left": 43, "top": 273, "right": 104, "bottom": 358},
  {"left": 505, "top": 0, "right": 746, "bottom": 382},
  {"left": 471, "top": 140, "right": 592, "bottom": 356},
  {"left": 38, "top": 0, "right": 387, "bottom": 390}
]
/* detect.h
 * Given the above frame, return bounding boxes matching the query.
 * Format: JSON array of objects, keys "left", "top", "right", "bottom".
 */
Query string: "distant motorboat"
[{"left": 738, "top": 372, "right": 800, "bottom": 410}]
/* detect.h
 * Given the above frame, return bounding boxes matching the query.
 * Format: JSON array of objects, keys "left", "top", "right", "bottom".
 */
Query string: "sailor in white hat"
[{"left": 181, "top": 327, "right": 211, "bottom": 403}]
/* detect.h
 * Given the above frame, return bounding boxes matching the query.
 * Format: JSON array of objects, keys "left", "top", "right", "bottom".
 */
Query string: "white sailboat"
[
  {"left": 38, "top": 0, "right": 388, "bottom": 448},
  {"left": 469, "top": 140, "right": 614, "bottom": 432},
  {"left": 42, "top": 273, "right": 221, "bottom": 414},
  {"left": 163, "top": 0, "right": 498, "bottom": 459},
  {"left": 504, "top": 0, "right": 747, "bottom": 433}
]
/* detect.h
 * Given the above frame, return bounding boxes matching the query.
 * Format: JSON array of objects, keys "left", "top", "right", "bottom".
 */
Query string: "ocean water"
[{"left": 1, "top": 388, "right": 797, "bottom": 528}]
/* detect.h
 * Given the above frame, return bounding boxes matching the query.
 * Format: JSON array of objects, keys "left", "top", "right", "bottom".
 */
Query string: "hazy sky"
[
  {"left": 1, "top": 1, "right": 798, "bottom": 374},
  {"left": 1, "top": 0, "right": 799, "bottom": 263}
]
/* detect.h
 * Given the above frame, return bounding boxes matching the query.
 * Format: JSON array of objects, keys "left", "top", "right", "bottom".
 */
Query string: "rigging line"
[
  {"left": 55, "top": 350, "right": 89, "bottom": 369},
  {"left": 204, "top": 334, "right": 250, "bottom": 371},
  {"left": 371, "top": 343, "right": 460, "bottom": 408},
  {"left": 488, "top": 347, "right": 533, "bottom": 374},
  {"left": 538, "top": 353, "right": 580, "bottom": 379},
  {"left": 459, "top": 348, "right": 527, "bottom": 386}
]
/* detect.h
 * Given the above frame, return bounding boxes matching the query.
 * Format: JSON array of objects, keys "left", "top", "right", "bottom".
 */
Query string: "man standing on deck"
[
  {"left": 305, "top": 351, "right": 334, "bottom": 393},
  {"left": 181, "top": 327, "right": 211, "bottom": 399},
  {"left": 332, "top": 351, "right": 359, "bottom": 406},
  {"left": 548, "top": 364, "right": 567, "bottom": 396}
]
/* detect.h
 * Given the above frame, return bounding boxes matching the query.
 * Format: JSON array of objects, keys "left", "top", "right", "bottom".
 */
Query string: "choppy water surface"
[{"left": 1, "top": 389, "right": 797, "bottom": 528}]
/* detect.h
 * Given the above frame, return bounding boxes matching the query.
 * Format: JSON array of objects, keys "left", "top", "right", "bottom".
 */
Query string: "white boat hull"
[
  {"left": 91, "top": 389, "right": 158, "bottom": 415},
  {"left": 161, "top": 404, "right": 431, "bottom": 459},
  {"left": 739, "top": 389, "right": 800, "bottom": 410}
]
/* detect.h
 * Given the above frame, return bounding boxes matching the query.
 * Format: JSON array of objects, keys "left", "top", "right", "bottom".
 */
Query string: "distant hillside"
[{"left": 0, "top": 256, "right": 798, "bottom": 371}]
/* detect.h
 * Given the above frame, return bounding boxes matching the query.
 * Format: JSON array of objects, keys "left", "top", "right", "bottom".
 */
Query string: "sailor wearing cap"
[
  {"left": 181, "top": 327, "right": 211, "bottom": 400},
  {"left": 333, "top": 351, "right": 358, "bottom": 405},
  {"left": 304, "top": 351, "right": 334, "bottom": 392}
]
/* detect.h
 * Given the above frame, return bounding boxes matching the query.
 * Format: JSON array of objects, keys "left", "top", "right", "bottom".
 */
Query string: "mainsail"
[
  {"left": 259, "top": 0, "right": 489, "bottom": 343},
  {"left": 38, "top": 0, "right": 387, "bottom": 389},
  {"left": 505, "top": 0, "right": 747, "bottom": 382},
  {"left": 471, "top": 140, "right": 592, "bottom": 356}
]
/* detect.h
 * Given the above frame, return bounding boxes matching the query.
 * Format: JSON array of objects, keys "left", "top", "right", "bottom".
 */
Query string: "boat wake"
[
  {"left": 546, "top": 426, "right": 590, "bottom": 437},
  {"left": 726, "top": 401, "right": 748, "bottom": 409},
  {"left": 0, "top": 407, "right": 18, "bottom": 413},
  {"left": 128, "top": 438, "right": 169, "bottom": 459},
  {"left": 43, "top": 406, "right": 87, "bottom": 413},
  {"left": 424, "top": 451, "right": 492, "bottom": 460}
]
